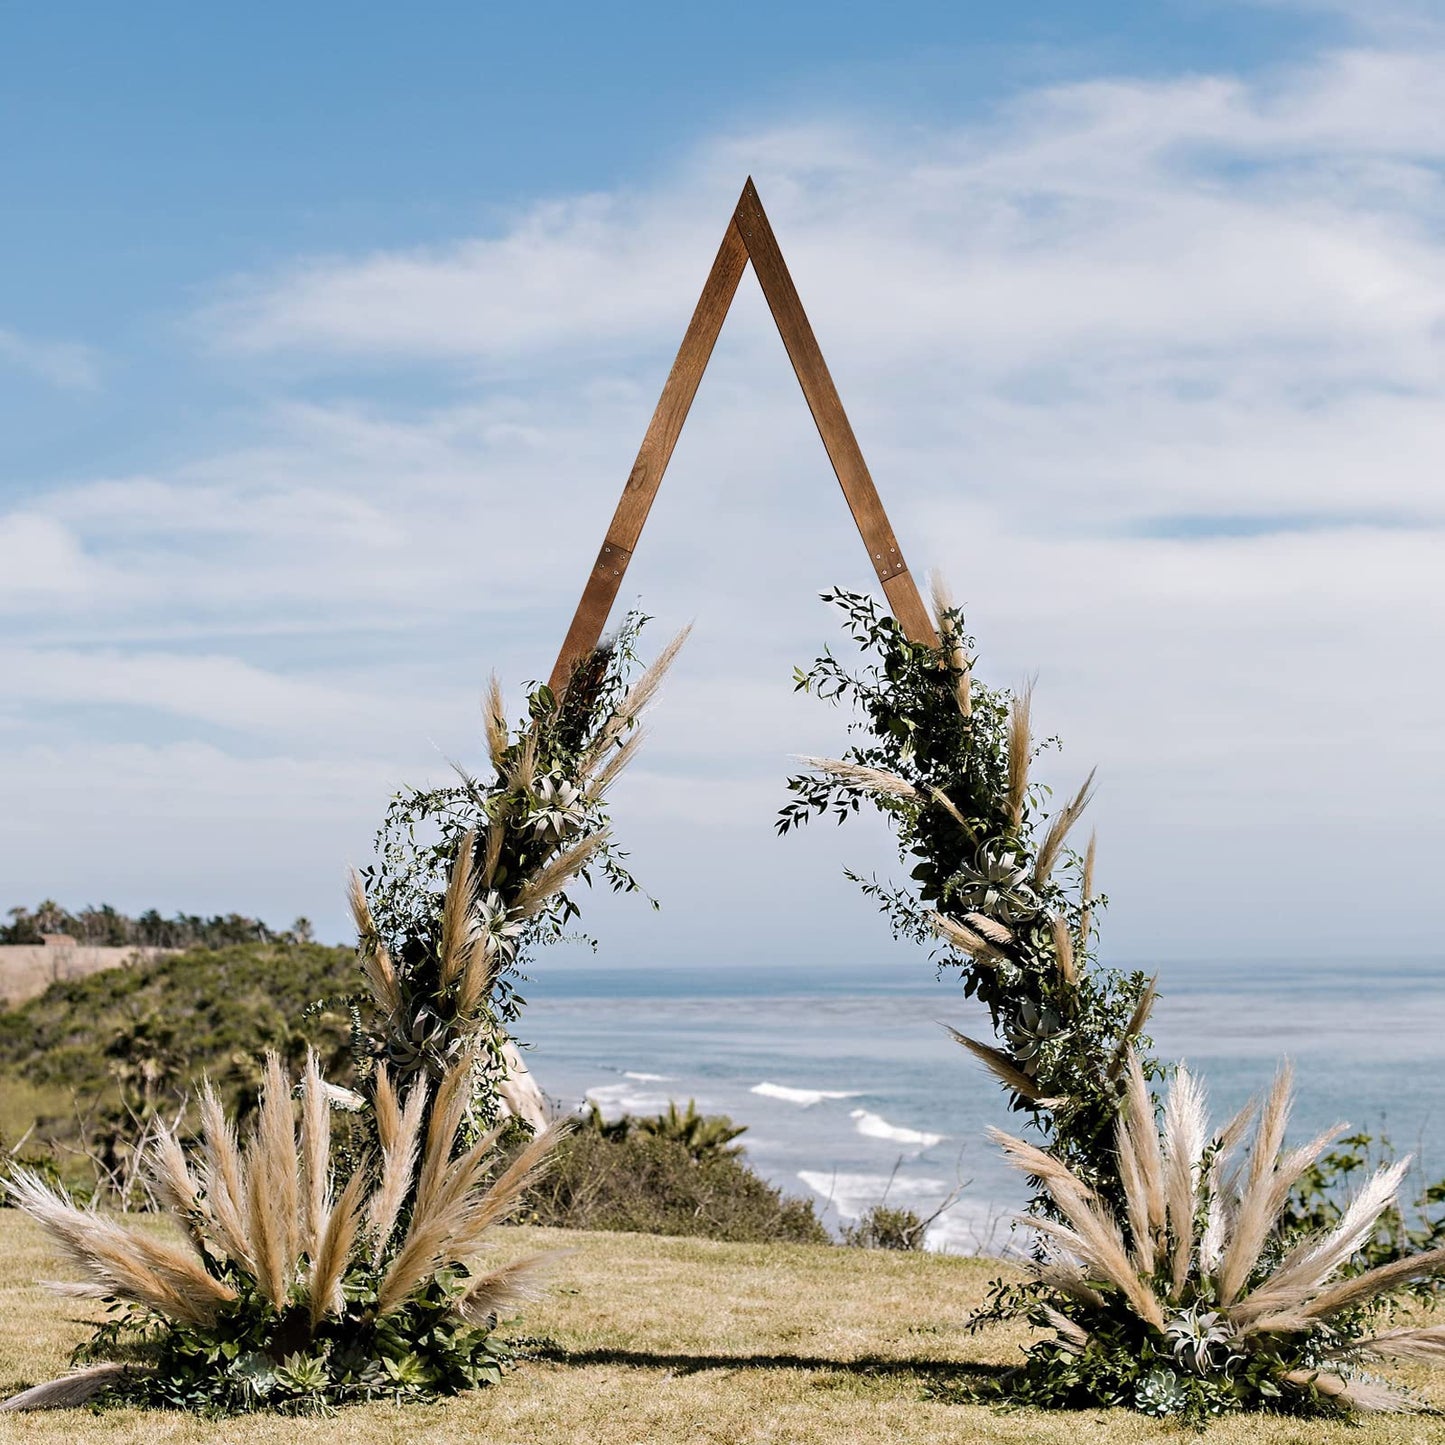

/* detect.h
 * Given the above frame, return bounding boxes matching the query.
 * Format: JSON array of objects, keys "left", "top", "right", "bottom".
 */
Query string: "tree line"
[{"left": 1, "top": 900, "right": 313, "bottom": 949}]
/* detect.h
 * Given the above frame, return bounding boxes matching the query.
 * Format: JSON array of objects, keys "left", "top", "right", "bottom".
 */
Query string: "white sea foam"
[
  {"left": 585, "top": 1082, "right": 671, "bottom": 1115},
  {"left": 797, "top": 1169, "right": 1016, "bottom": 1256},
  {"left": 797, "top": 1169, "right": 947, "bottom": 1219},
  {"left": 624, "top": 1071, "right": 671, "bottom": 1082},
  {"left": 849, "top": 1109, "right": 943, "bottom": 1148},
  {"left": 751, "top": 1081, "right": 862, "bottom": 1107}
]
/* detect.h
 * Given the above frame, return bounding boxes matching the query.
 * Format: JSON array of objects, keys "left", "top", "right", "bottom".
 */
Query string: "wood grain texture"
[
  {"left": 550, "top": 178, "right": 937, "bottom": 692},
  {"left": 731, "top": 179, "right": 935, "bottom": 648},
  {"left": 549, "top": 220, "right": 748, "bottom": 690}
]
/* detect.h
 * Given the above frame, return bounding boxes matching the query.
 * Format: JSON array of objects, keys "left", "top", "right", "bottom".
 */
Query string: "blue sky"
[
  {"left": 3, "top": 0, "right": 1443, "bottom": 962},
  {"left": 0, "top": 0, "right": 1346, "bottom": 468}
]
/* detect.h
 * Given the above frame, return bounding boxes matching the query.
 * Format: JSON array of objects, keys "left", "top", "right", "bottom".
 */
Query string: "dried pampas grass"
[{"left": 998, "top": 1051, "right": 1445, "bottom": 1414}]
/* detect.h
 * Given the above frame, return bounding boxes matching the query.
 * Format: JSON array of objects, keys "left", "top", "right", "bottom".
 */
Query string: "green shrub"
[
  {"left": 580, "top": 1099, "right": 747, "bottom": 1163},
  {"left": 841, "top": 1204, "right": 926, "bottom": 1251},
  {"left": 522, "top": 1128, "right": 828, "bottom": 1245}
]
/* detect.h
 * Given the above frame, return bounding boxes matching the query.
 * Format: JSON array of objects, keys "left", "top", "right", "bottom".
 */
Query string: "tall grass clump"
[
  {"left": 990, "top": 1053, "right": 1445, "bottom": 1420},
  {"left": 4, "top": 1053, "right": 561, "bottom": 1413},
  {"left": 5, "top": 625, "right": 683, "bottom": 1413}
]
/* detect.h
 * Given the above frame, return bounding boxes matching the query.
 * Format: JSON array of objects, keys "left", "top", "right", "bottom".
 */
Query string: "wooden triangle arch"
[{"left": 550, "top": 178, "right": 938, "bottom": 690}]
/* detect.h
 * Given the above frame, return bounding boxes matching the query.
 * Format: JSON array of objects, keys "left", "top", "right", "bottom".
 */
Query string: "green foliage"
[
  {"left": 971, "top": 1281, "right": 1372, "bottom": 1425},
  {"left": 780, "top": 590, "right": 1155, "bottom": 1205},
  {"left": 840, "top": 1204, "right": 927, "bottom": 1251},
  {"left": 78, "top": 1268, "right": 511, "bottom": 1416},
  {"left": 521, "top": 1127, "right": 828, "bottom": 1245},
  {"left": 1283, "top": 1132, "right": 1445, "bottom": 1280},
  {"left": 1, "top": 900, "right": 291, "bottom": 948},
  {"left": 582, "top": 1099, "right": 748, "bottom": 1163},
  {"left": 353, "top": 615, "right": 662, "bottom": 1126}
]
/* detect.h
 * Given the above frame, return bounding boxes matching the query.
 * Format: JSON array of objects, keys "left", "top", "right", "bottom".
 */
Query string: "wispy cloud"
[
  {"left": 7, "top": 39, "right": 1445, "bottom": 951},
  {"left": 0, "top": 325, "right": 99, "bottom": 389}
]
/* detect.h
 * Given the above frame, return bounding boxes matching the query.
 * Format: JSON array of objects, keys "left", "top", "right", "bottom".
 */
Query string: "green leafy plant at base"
[
  {"left": 979, "top": 1054, "right": 1445, "bottom": 1422},
  {"left": 3, "top": 1052, "right": 562, "bottom": 1414}
]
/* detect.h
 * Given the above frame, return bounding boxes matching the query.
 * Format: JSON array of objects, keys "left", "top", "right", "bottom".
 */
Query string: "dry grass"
[{"left": 2, "top": 1212, "right": 1444, "bottom": 1442}]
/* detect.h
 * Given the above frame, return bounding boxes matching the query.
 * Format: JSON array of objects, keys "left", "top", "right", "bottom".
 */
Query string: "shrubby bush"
[
  {"left": 522, "top": 1105, "right": 827, "bottom": 1245},
  {"left": 840, "top": 1204, "right": 927, "bottom": 1251}
]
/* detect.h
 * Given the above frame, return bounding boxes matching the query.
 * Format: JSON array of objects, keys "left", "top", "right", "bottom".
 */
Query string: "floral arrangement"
[
  {"left": 3, "top": 625, "right": 682, "bottom": 1414},
  {"left": 992, "top": 1054, "right": 1445, "bottom": 1420},
  {"left": 4, "top": 1052, "right": 558, "bottom": 1413},
  {"left": 780, "top": 585, "right": 1154, "bottom": 1204},
  {"left": 784, "top": 583, "right": 1445, "bottom": 1418}
]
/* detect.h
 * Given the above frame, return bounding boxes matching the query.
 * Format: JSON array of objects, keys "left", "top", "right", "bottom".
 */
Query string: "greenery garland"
[
  {"left": 352, "top": 612, "right": 682, "bottom": 1122},
  {"left": 782, "top": 585, "right": 1445, "bottom": 1422},
  {"left": 779, "top": 587, "right": 1156, "bottom": 1207}
]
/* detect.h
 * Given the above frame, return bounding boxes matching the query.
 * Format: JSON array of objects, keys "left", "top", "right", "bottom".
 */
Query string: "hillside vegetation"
[{"left": 0, "top": 943, "right": 355, "bottom": 1159}]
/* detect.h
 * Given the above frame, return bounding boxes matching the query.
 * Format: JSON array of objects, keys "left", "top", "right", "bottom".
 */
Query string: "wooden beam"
[
  {"left": 549, "top": 178, "right": 936, "bottom": 692},
  {"left": 549, "top": 219, "right": 748, "bottom": 690},
  {"left": 730, "top": 179, "right": 936, "bottom": 649}
]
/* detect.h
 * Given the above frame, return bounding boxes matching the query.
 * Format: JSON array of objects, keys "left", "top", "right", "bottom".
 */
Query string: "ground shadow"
[{"left": 523, "top": 1341, "right": 1011, "bottom": 1389}]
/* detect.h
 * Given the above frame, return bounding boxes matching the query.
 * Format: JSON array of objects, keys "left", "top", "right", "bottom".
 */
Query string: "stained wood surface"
[
  {"left": 549, "top": 179, "right": 935, "bottom": 691},
  {"left": 549, "top": 221, "right": 748, "bottom": 690},
  {"left": 730, "top": 179, "right": 936, "bottom": 649}
]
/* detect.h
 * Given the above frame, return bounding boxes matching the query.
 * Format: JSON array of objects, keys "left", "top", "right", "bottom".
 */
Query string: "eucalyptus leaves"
[
  {"left": 781, "top": 586, "right": 1155, "bottom": 1203},
  {"left": 4, "top": 623, "right": 683, "bottom": 1414},
  {"left": 783, "top": 584, "right": 1445, "bottom": 1419}
]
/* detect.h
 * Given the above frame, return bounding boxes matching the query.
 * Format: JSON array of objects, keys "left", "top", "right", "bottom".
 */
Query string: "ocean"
[{"left": 518, "top": 953, "right": 1445, "bottom": 1253}]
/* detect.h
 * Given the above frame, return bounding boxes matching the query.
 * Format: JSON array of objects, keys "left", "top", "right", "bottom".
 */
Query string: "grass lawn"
[{"left": 2, "top": 1211, "right": 1443, "bottom": 1443}]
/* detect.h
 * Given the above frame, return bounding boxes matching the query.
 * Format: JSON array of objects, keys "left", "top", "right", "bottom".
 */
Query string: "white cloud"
[
  {"left": 0, "top": 514, "right": 114, "bottom": 607},
  {"left": 0, "top": 325, "right": 98, "bottom": 389},
  {"left": 6, "top": 41, "right": 1445, "bottom": 953},
  {"left": 0, "top": 647, "right": 396, "bottom": 744},
  {"left": 0, "top": 740, "right": 395, "bottom": 924}
]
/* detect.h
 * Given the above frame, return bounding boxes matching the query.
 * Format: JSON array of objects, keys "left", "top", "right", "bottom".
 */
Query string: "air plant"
[
  {"left": 3, "top": 1052, "right": 565, "bottom": 1413},
  {"left": 990, "top": 1052, "right": 1445, "bottom": 1420}
]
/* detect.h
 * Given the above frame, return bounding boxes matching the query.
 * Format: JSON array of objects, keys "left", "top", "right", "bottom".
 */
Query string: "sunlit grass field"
[{"left": 2, "top": 1213, "right": 1443, "bottom": 1442}]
